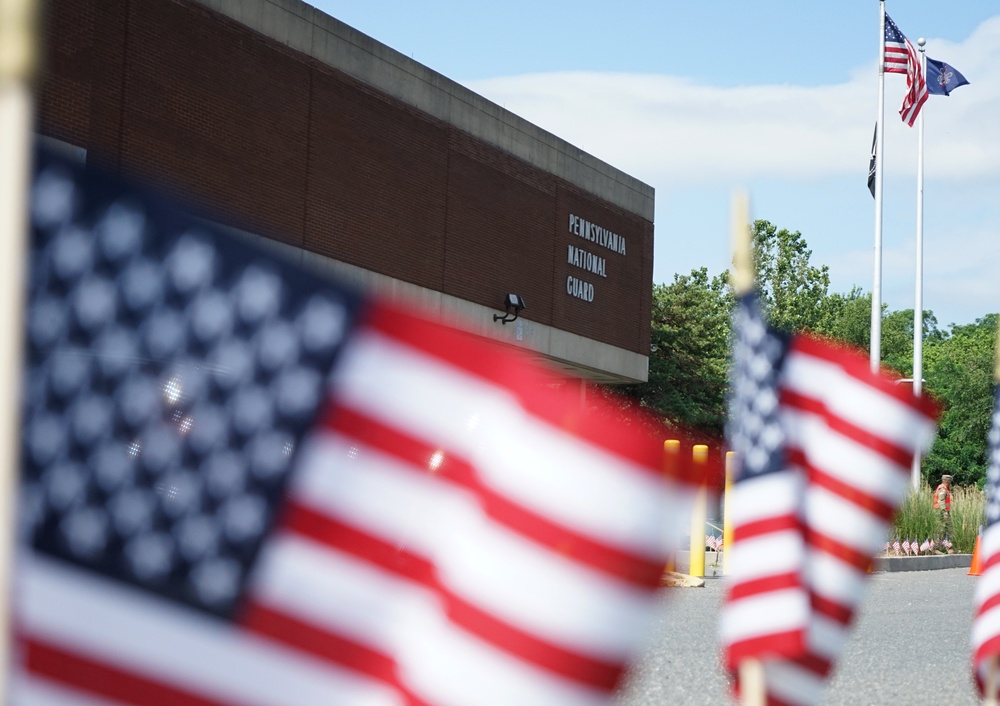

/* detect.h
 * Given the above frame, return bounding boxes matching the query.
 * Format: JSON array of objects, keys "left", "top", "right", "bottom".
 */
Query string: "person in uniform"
[{"left": 933, "top": 474, "right": 954, "bottom": 552}]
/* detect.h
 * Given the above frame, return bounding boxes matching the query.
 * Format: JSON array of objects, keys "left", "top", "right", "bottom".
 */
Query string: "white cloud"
[
  {"left": 466, "top": 16, "right": 1000, "bottom": 187},
  {"left": 465, "top": 16, "right": 1000, "bottom": 325}
]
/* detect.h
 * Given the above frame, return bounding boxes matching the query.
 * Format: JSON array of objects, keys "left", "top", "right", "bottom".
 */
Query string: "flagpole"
[
  {"left": 911, "top": 38, "right": 926, "bottom": 492},
  {"left": 871, "top": 0, "right": 887, "bottom": 373},
  {"left": 0, "top": 0, "right": 37, "bottom": 693}
]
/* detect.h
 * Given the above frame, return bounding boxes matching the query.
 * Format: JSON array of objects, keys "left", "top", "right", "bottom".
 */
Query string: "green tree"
[
  {"left": 881, "top": 308, "right": 915, "bottom": 377},
  {"left": 922, "top": 315, "right": 997, "bottom": 487},
  {"left": 813, "top": 287, "right": 871, "bottom": 351},
  {"left": 628, "top": 213, "right": 994, "bottom": 495},
  {"left": 623, "top": 267, "right": 732, "bottom": 436},
  {"left": 751, "top": 220, "right": 831, "bottom": 334},
  {"left": 880, "top": 308, "right": 943, "bottom": 378},
  {"left": 812, "top": 290, "right": 943, "bottom": 375},
  {"left": 632, "top": 221, "right": 846, "bottom": 435}
]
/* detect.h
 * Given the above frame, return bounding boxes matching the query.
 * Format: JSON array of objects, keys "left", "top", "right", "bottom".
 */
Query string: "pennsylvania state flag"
[{"left": 926, "top": 57, "right": 970, "bottom": 96}]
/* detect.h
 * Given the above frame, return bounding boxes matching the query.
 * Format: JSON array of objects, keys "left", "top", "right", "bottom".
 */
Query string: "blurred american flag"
[
  {"left": 15, "top": 147, "right": 703, "bottom": 705},
  {"left": 720, "top": 291, "right": 938, "bottom": 706},
  {"left": 973, "top": 385, "right": 1000, "bottom": 696}
]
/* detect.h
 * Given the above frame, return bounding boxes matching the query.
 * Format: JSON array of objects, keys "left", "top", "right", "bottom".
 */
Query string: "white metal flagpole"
[
  {"left": 871, "top": 0, "right": 887, "bottom": 373},
  {"left": 911, "top": 38, "right": 926, "bottom": 491},
  {"left": 0, "top": 0, "right": 37, "bottom": 693}
]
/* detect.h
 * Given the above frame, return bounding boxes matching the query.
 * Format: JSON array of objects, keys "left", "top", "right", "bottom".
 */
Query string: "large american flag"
[
  {"left": 14, "top": 148, "right": 701, "bottom": 705},
  {"left": 973, "top": 385, "right": 1000, "bottom": 696},
  {"left": 883, "top": 14, "right": 912, "bottom": 75},
  {"left": 884, "top": 13, "right": 928, "bottom": 126},
  {"left": 720, "top": 292, "right": 938, "bottom": 706}
]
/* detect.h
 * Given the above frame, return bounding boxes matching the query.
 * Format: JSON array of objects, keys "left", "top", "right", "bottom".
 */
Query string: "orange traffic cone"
[{"left": 969, "top": 534, "right": 983, "bottom": 576}]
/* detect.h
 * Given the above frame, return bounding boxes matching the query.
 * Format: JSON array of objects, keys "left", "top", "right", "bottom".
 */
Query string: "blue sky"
[{"left": 313, "top": 2, "right": 1000, "bottom": 329}]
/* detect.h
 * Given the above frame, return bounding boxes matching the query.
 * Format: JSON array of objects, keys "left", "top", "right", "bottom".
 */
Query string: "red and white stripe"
[
  {"left": 884, "top": 35, "right": 911, "bottom": 75},
  {"left": 899, "top": 58, "right": 928, "bottom": 128},
  {"left": 14, "top": 301, "right": 696, "bottom": 705},
  {"left": 974, "top": 523, "right": 1000, "bottom": 693},
  {"left": 974, "top": 386, "right": 1000, "bottom": 696},
  {"left": 884, "top": 16, "right": 928, "bottom": 126},
  {"left": 720, "top": 468, "right": 811, "bottom": 669},
  {"left": 756, "top": 336, "right": 937, "bottom": 706}
]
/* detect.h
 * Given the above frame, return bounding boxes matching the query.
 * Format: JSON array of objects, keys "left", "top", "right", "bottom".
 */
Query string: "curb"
[
  {"left": 674, "top": 551, "right": 974, "bottom": 576},
  {"left": 872, "top": 553, "right": 972, "bottom": 572}
]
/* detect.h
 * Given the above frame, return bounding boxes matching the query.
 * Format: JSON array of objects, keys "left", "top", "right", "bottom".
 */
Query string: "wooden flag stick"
[
  {"left": 986, "top": 655, "right": 1000, "bottom": 706},
  {"left": 0, "top": 0, "right": 38, "bottom": 693},
  {"left": 730, "top": 191, "right": 753, "bottom": 297},
  {"left": 739, "top": 658, "right": 766, "bottom": 706},
  {"left": 729, "top": 191, "right": 767, "bottom": 706}
]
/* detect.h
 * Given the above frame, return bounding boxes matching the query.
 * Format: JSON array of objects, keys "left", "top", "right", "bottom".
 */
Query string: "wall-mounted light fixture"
[{"left": 493, "top": 293, "right": 526, "bottom": 325}]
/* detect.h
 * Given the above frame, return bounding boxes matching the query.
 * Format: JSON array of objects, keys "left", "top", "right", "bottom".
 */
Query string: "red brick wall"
[
  {"left": 305, "top": 67, "right": 451, "bottom": 289},
  {"left": 36, "top": 0, "right": 98, "bottom": 150},
  {"left": 36, "top": 0, "right": 652, "bottom": 356}
]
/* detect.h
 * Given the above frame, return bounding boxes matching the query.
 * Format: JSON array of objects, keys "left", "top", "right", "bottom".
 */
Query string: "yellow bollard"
[
  {"left": 688, "top": 445, "right": 708, "bottom": 578},
  {"left": 663, "top": 440, "right": 680, "bottom": 573},
  {"left": 663, "top": 439, "right": 680, "bottom": 473},
  {"left": 723, "top": 451, "right": 734, "bottom": 576}
]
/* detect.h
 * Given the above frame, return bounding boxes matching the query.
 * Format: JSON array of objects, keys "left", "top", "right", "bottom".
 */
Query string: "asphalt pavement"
[{"left": 615, "top": 567, "right": 980, "bottom": 705}]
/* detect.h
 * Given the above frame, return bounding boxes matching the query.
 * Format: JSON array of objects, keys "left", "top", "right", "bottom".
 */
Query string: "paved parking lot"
[{"left": 616, "top": 567, "right": 980, "bottom": 705}]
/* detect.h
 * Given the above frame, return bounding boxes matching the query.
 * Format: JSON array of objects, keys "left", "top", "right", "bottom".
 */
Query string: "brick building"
[{"left": 36, "top": 0, "right": 656, "bottom": 384}]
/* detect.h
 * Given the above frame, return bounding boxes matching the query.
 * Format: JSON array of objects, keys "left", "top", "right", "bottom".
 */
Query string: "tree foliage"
[
  {"left": 751, "top": 220, "right": 830, "bottom": 335},
  {"left": 922, "top": 315, "right": 997, "bottom": 487},
  {"left": 619, "top": 268, "right": 731, "bottom": 437},
  {"left": 630, "top": 218, "right": 997, "bottom": 488},
  {"left": 812, "top": 287, "right": 871, "bottom": 351}
]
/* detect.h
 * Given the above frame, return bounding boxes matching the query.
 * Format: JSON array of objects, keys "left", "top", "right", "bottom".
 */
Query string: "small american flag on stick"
[
  {"left": 14, "top": 147, "right": 706, "bottom": 706},
  {"left": 719, "top": 194, "right": 939, "bottom": 706},
  {"left": 972, "top": 325, "right": 1000, "bottom": 698}
]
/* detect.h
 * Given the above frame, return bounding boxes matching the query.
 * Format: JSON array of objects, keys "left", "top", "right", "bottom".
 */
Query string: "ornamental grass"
[{"left": 889, "top": 485, "right": 985, "bottom": 555}]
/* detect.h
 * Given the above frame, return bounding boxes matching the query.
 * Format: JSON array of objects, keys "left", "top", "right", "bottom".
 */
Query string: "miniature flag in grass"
[
  {"left": 720, "top": 291, "right": 938, "bottom": 706},
  {"left": 15, "top": 147, "right": 704, "bottom": 706},
  {"left": 892, "top": 538, "right": 901, "bottom": 556},
  {"left": 973, "top": 385, "right": 1000, "bottom": 695}
]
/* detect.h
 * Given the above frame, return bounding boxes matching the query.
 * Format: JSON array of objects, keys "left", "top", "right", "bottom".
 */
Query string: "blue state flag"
[{"left": 926, "top": 57, "right": 970, "bottom": 96}]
